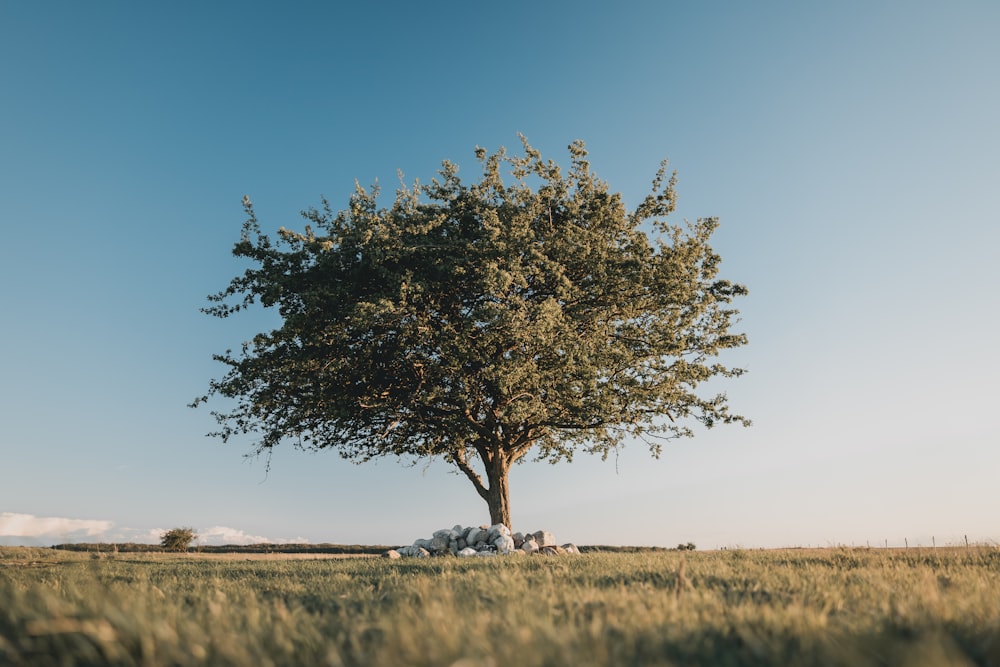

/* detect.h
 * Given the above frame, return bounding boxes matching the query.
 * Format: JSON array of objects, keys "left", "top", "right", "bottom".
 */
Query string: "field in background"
[
  {"left": 2, "top": 546, "right": 999, "bottom": 666},
  {"left": 49, "top": 542, "right": 392, "bottom": 556}
]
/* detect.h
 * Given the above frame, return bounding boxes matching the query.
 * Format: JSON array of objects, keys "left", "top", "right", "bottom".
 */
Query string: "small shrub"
[{"left": 160, "top": 527, "right": 197, "bottom": 552}]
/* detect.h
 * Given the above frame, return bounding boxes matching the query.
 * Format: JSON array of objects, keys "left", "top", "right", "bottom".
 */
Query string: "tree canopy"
[{"left": 194, "top": 137, "right": 749, "bottom": 529}]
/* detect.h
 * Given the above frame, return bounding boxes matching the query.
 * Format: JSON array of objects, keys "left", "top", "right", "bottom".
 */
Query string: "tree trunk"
[
  {"left": 483, "top": 454, "right": 512, "bottom": 531},
  {"left": 451, "top": 442, "right": 515, "bottom": 532}
]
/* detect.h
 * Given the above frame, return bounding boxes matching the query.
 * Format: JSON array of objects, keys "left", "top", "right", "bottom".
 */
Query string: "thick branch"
[{"left": 453, "top": 446, "right": 489, "bottom": 501}]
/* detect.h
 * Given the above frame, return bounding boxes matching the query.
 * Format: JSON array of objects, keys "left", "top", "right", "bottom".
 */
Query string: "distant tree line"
[{"left": 51, "top": 543, "right": 393, "bottom": 555}]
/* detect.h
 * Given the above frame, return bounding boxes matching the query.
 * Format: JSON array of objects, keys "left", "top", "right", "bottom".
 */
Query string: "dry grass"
[
  {"left": 136, "top": 551, "right": 376, "bottom": 561},
  {"left": 2, "top": 545, "right": 999, "bottom": 666}
]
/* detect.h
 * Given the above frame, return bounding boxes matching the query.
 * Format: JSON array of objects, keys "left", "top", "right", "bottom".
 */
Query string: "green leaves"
[
  {"left": 160, "top": 527, "right": 196, "bottom": 552},
  {"left": 198, "top": 137, "right": 749, "bottom": 523}
]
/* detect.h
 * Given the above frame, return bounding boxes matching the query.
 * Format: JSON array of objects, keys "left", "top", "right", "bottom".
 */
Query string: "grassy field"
[{"left": 1, "top": 545, "right": 998, "bottom": 666}]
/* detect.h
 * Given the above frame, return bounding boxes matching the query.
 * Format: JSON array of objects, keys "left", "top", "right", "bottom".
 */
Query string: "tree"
[
  {"left": 194, "top": 137, "right": 749, "bottom": 530},
  {"left": 160, "top": 527, "right": 196, "bottom": 552}
]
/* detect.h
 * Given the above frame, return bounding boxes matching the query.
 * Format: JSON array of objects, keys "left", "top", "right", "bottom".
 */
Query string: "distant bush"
[
  {"left": 160, "top": 528, "right": 197, "bottom": 552},
  {"left": 677, "top": 542, "right": 697, "bottom": 551}
]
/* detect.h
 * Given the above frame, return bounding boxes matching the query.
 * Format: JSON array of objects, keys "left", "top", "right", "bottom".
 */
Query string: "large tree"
[{"left": 194, "top": 138, "right": 749, "bottom": 529}]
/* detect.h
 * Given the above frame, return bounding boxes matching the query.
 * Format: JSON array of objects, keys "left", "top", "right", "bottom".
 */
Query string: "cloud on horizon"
[
  {"left": 0, "top": 512, "right": 112, "bottom": 540},
  {"left": 197, "top": 526, "right": 308, "bottom": 546},
  {"left": 0, "top": 513, "right": 306, "bottom": 547}
]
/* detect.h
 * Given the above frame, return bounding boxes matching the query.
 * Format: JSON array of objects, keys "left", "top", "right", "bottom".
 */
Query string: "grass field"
[{"left": 2, "top": 545, "right": 998, "bottom": 666}]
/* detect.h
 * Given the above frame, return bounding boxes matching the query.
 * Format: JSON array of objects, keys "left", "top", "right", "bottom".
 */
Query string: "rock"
[
  {"left": 487, "top": 524, "right": 511, "bottom": 543},
  {"left": 397, "top": 545, "right": 431, "bottom": 558},
  {"left": 389, "top": 525, "right": 574, "bottom": 558},
  {"left": 494, "top": 534, "right": 515, "bottom": 554},
  {"left": 532, "top": 530, "right": 556, "bottom": 547},
  {"left": 430, "top": 530, "right": 452, "bottom": 554}
]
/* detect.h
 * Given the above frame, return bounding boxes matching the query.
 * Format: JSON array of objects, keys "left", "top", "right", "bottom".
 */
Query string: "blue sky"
[{"left": 2, "top": 2, "right": 997, "bottom": 549}]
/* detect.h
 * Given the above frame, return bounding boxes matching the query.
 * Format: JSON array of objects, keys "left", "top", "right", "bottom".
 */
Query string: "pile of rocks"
[{"left": 384, "top": 524, "right": 580, "bottom": 558}]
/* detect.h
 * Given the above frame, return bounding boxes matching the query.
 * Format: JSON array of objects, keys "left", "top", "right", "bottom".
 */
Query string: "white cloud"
[
  {"left": 0, "top": 512, "right": 113, "bottom": 539},
  {"left": 107, "top": 527, "right": 165, "bottom": 544},
  {"left": 0, "top": 513, "right": 308, "bottom": 547},
  {"left": 197, "top": 525, "right": 308, "bottom": 546}
]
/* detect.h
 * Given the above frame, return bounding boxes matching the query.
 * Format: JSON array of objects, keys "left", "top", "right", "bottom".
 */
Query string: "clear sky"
[{"left": 2, "top": 2, "right": 997, "bottom": 549}]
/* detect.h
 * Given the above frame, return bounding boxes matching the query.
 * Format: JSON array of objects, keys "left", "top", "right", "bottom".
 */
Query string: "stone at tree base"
[
  {"left": 486, "top": 524, "right": 511, "bottom": 544},
  {"left": 532, "top": 530, "right": 556, "bottom": 547},
  {"left": 494, "top": 534, "right": 516, "bottom": 554},
  {"left": 430, "top": 530, "right": 453, "bottom": 554},
  {"left": 397, "top": 545, "right": 431, "bottom": 558},
  {"left": 390, "top": 525, "right": 575, "bottom": 558},
  {"left": 465, "top": 527, "right": 483, "bottom": 546}
]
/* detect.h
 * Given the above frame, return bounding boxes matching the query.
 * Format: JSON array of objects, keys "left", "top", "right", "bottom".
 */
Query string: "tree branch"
[{"left": 453, "top": 446, "right": 489, "bottom": 501}]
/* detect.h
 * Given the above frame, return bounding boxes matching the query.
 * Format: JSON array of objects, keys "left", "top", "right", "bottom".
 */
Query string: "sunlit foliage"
[{"left": 195, "top": 137, "right": 749, "bottom": 527}]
